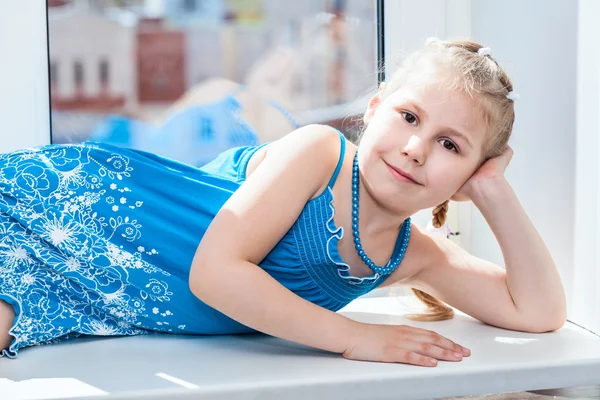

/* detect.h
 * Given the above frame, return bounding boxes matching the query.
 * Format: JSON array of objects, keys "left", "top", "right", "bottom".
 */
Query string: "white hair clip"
[
  {"left": 477, "top": 47, "right": 492, "bottom": 56},
  {"left": 426, "top": 37, "right": 440, "bottom": 45},
  {"left": 506, "top": 91, "right": 520, "bottom": 101}
]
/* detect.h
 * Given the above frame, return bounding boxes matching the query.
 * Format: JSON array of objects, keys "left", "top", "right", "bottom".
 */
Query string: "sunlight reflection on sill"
[
  {"left": 155, "top": 372, "right": 199, "bottom": 389},
  {"left": 0, "top": 377, "right": 107, "bottom": 399},
  {"left": 494, "top": 337, "right": 539, "bottom": 344}
]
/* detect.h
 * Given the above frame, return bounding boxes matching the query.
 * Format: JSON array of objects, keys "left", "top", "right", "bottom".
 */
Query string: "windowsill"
[{"left": 4, "top": 297, "right": 599, "bottom": 400}]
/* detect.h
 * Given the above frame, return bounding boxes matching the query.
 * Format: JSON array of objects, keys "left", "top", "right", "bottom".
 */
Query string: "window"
[
  {"left": 99, "top": 59, "right": 109, "bottom": 87},
  {"left": 47, "top": 0, "right": 378, "bottom": 162},
  {"left": 73, "top": 60, "right": 84, "bottom": 87}
]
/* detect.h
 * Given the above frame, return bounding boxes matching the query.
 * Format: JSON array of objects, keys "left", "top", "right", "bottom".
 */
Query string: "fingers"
[
  {"left": 342, "top": 323, "right": 472, "bottom": 367},
  {"left": 393, "top": 326, "right": 471, "bottom": 367},
  {"left": 385, "top": 349, "right": 441, "bottom": 367},
  {"left": 415, "top": 329, "right": 471, "bottom": 357},
  {"left": 404, "top": 339, "right": 466, "bottom": 364}
]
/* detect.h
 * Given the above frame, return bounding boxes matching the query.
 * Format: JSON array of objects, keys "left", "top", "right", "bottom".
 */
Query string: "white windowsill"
[{"left": 3, "top": 296, "right": 599, "bottom": 400}]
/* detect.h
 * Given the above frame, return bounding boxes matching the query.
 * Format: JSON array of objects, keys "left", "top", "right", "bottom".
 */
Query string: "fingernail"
[
  {"left": 453, "top": 352, "right": 463, "bottom": 358},
  {"left": 462, "top": 348, "right": 471, "bottom": 355}
]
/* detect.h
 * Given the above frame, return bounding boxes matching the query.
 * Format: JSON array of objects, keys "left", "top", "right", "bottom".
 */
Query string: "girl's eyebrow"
[
  {"left": 445, "top": 127, "right": 474, "bottom": 149},
  {"left": 405, "top": 101, "right": 474, "bottom": 149}
]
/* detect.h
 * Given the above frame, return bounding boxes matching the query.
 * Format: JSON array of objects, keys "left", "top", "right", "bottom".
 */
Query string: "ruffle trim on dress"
[{"left": 322, "top": 187, "right": 381, "bottom": 286}]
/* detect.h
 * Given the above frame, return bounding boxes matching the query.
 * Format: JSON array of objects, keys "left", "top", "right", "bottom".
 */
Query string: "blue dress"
[{"left": 0, "top": 127, "right": 411, "bottom": 358}]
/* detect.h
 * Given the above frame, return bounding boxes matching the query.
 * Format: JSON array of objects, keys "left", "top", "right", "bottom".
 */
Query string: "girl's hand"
[
  {"left": 451, "top": 145, "right": 514, "bottom": 202},
  {"left": 343, "top": 322, "right": 471, "bottom": 366}
]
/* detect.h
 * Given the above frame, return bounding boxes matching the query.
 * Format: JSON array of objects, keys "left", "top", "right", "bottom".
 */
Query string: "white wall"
[
  {"left": 469, "top": 0, "right": 578, "bottom": 318},
  {"left": 0, "top": 2, "right": 50, "bottom": 152}
]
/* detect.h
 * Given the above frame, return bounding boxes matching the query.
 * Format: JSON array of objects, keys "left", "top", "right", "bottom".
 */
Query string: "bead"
[
  {"left": 352, "top": 210, "right": 358, "bottom": 217},
  {"left": 352, "top": 216, "right": 358, "bottom": 223},
  {"left": 354, "top": 237, "right": 360, "bottom": 244},
  {"left": 358, "top": 250, "right": 365, "bottom": 257},
  {"left": 352, "top": 223, "right": 358, "bottom": 230}
]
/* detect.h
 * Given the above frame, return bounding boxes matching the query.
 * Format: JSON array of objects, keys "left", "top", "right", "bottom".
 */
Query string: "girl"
[{"left": 0, "top": 39, "right": 566, "bottom": 367}]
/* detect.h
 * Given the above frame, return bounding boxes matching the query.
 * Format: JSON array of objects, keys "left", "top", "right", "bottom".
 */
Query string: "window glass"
[{"left": 48, "top": 0, "right": 377, "bottom": 167}]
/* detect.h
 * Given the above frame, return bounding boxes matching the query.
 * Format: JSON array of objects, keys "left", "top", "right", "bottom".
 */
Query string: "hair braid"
[{"left": 431, "top": 200, "right": 449, "bottom": 229}]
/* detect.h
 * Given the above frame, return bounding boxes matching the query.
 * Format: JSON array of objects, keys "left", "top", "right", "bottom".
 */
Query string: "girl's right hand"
[{"left": 342, "top": 323, "right": 471, "bottom": 367}]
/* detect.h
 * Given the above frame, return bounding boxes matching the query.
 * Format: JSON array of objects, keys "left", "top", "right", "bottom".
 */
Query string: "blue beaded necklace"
[{"left": 351, "top": 151, "right": 411, "bottom": 276}]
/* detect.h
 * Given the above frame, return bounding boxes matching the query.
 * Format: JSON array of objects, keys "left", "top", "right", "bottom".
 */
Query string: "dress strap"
[{"left": 327, "top": 128, "right": 347, "bottom": 188}]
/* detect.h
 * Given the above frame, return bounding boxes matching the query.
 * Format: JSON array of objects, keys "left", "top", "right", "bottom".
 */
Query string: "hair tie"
[
  {"left": 425, "top": 37, "right": 440, "bottom": 45},
  {"left": 477, "top": 47, "right": 492, "bottom": 56},
  {"left": 506, "top": 91, "right": 520, "bottom": 101}
]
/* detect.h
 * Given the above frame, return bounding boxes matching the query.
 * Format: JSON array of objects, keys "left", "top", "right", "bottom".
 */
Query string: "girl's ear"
[{"left": 363, "top": 82, "right": 387, "bottom": 125}]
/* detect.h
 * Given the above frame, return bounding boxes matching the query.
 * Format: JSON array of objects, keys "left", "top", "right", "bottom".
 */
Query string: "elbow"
[
  {"left": 515, "top": 292, "right": 568, "bottom": 333},
  {"left": 538, "top": 298, "right": 568, "bottom": 332},
  {"left": 188, "top": 255, "right": 235, "bottom": 302},
  {"left": 188, "top": 261, "right": 209, "bottom": 300},
  {"left": 522, "top": 310, "right": 567, "bottom": 333},
  {"left": 531, "top": 318, "right": 566, "bottom": 333},
  {"left": 188, "top": 246, "right": 222, "bottom": 300},
  {"left": 545, "top": 310, "right": 568, "bottom": 332}
]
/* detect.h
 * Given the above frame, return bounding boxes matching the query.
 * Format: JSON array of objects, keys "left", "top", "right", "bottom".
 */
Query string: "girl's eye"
[
  {"left": 401, "top": 111, "right": 418, "bottom": 126},
  {"left": 439, "top": 139, "right": 459, "bottom": 153}
]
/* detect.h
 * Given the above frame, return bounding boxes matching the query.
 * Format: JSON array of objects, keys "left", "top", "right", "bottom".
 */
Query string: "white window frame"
[{"left": 0, "top": 2, "right": 50, "bottom": 152}]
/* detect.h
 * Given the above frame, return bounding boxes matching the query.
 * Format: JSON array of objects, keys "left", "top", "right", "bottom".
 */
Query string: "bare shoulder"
[{"left": 245, "top": 124, "right": 346, "bottom": 199}]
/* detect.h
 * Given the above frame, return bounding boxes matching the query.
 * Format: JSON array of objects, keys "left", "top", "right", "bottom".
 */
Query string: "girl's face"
[{"left": 358, "top": 79, "right": 487, "bottom": 213}]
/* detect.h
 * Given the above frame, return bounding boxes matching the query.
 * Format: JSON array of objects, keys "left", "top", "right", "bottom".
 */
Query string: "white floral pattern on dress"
[{"left": 0, "top": 143, "right": 182, "bottom": 358}]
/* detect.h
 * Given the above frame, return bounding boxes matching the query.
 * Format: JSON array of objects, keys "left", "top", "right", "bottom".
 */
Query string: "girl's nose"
[{"left": 402, "top": 135, "right": 426, "bottom": 165}]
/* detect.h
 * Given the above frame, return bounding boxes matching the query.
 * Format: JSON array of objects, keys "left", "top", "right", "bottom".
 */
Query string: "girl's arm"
[
  {"left": 404, "top": 154, "right": 567, "bottom": 333},
  {"left": 471, "top": 177, "right": 567, "bottom": 327}
]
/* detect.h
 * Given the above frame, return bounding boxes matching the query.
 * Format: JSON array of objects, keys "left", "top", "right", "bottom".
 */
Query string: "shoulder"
[
  {"left": 246, "top": 124, "right": 347, "bottom": 197},
  {"left": 268, "top": 124, "right": 345, "bottom": 156}
]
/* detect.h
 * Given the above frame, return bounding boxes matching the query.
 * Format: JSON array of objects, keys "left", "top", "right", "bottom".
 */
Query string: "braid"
[
  {"left": 406, "top": 288, "right": 455, "bottom": 322},
  {"left": 431, "top": 200, "right": 449, "bottom": 228}
]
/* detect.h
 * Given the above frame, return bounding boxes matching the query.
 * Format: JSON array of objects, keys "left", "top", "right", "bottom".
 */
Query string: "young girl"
[{"left": 0, "top": 39, "right": 566, "bottom": 367}]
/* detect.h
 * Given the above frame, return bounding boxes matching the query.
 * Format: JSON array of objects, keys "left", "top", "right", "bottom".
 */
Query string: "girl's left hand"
[{"left": 451, "top": 145, "right": 514, "bottom": 202}]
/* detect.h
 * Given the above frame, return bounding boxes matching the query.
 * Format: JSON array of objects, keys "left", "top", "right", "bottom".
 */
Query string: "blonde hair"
[{"left": 380, "top": 39, "right": 516, "bottom": 321}]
